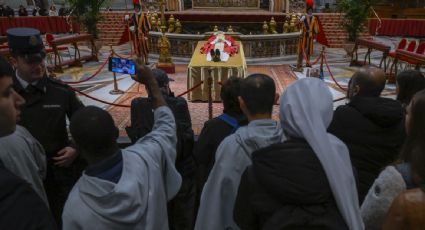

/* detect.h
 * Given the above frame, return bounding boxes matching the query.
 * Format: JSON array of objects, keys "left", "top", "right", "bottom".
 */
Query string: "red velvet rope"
[
  {"left": 323, "top": 52, "right": 347, "bottom": 92},
  {"left": 61, "top": 54, "right": 111, "bottom": 84},
  {"left": 176, "top": 81, "right": 204, "bottom": 98},
  {"left": 70, "top": 86, "right": 132, "bottom": 108}
]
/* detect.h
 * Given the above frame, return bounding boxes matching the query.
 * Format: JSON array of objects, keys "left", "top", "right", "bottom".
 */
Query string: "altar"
[{"left": 187, "top": 40, "right": 247, "bottom": 101}]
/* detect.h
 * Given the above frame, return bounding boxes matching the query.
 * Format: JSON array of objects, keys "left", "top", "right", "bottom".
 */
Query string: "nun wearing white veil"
[{"left": 234, "top": 78, "right": 364, "bottom": 230}]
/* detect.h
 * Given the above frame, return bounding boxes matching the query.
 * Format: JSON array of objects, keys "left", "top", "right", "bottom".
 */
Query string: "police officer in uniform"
[{"left": 7, "top": 27, "right": 84, "bottom": 224}]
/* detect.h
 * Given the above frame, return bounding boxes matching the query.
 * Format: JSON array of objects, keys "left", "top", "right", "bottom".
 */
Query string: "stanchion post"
[
  {"left": 318, "top": 46, "right": 326, "bottom": 80},
  {"left": 109, "top": 45, "right": 125, "bottom": 95},
  {"left": 207, "top": 69, "right": 213, "bottom": 120},
  {"left": 294, "top": 33, "right": 304, "bottom": 72}
]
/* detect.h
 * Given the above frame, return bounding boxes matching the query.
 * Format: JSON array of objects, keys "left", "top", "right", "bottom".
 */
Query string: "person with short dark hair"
[
  {"left": 7, "top": 27, "right": 85, "bottom": 224},
  {"left": 362, "top": 89, "right": 425, "bottom": 230},
  {"left": 234, "top": 78, "right": 363, "bottom": 230},
  {"left": 126, "top": 68, "right": 195, "bottom": 230},
  {"left": 62, "top": 62, "right": 181, "bottom": 230},
  {"left": 0, "top": 55, "right": 56, "bottom": 230},
  {"left": 396, "top": 70, "right": 425, "bottom": 108},
  {"left": 195, "top": 74, "right": 284, "bottom": 230},
  {"left": 329, "top": 67, "right": 405, "bottom": 203},
  {"left": 18, "top": 5, "right": 28, "bottom": 16},
  {"left": 193, "top": 77, "right": 247, "bottom": 207},
  {"left": 0, "top": 5, "right": 5, "bottom": 16},
  {"left": 4, "top": 5, "right": 14, "bottom": 17}
]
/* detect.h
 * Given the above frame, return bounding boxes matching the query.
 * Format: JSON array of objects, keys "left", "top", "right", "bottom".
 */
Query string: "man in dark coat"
[
  {"left": 126, "top": 68, "right": 195, "bottom": 230},
  {"left": 193, "top": 76, "right": 247, "bottom": 200},
  {"left": 0, "top": 55, "right": 56, "bottom": 229},
  {"left": 7, "top": 28, "right": 85, "bottom": 224},
  {"left": 328, "top": 67, "right": 405, "bottom": 203}
]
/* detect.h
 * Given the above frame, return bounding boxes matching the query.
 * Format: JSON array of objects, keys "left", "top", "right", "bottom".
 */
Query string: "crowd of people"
[
  {"left": 0, "top": 4, "right": 63, "bottom": 17},
  {"left": 1, "top": 26, "right": 425, "bottom": 230}
]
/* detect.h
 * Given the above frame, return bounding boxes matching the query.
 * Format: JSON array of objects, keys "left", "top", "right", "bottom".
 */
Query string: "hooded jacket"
[
  {"left": 234, "top": 139, "right": 348, "bottom": 230},
  {"left": 195, "top": 119, "right": 284, "bottom": 230},
  {"left": 328, "top": 96, "right": 405, "bottom": 202},
  {"left": 0, "top": 125, "right": 48, "bottom": 204},
  {"left": 62, "top": 106, "right": 182, "bottom": 230}
]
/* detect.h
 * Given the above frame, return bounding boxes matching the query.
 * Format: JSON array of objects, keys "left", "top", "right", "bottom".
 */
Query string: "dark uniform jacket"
[
  {"left": 193, "top": 112, "right": 247, "bottom": 196},
  {"left": 234, "top": 139, "right": 348, "bottom": 230},
  {"left": 328, "top": 96, "right": 405, "bottom": 203},
  {"left": 13, "top": 75, "right": 84, "bottom": 158},
  {"left": 0, "top": 160, "right": 56, "bottom": 230}
]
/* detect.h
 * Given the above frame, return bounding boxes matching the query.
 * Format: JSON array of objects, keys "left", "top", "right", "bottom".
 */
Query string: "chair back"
[
  {"left": 46, "top": 34, "right": 54, "bottom": 46},
  {"left": 397, "top": 38, "right": 407, "bottom": 50},
  {"left": 415, "top": 43, "right": 425, "bottom": 55},
  {"left": 406, "top": 40, "right": 417, "bottom": 52}
]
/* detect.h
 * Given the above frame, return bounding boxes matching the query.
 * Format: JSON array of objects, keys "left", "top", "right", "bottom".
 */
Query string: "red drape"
[
  {"left": 0, "top": 16, "right": 80, "bottom": 35},
  {"left": 369, "top": 19, "right": 425, "bottom": 37}
]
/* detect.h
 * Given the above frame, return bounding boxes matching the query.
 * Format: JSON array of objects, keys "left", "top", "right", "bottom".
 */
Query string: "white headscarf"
[{"left": 280, "top": 78, "right": 364, "bottom": 230}]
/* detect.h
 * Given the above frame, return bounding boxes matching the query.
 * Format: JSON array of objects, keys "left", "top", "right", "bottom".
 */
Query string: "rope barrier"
[
  {"left": 61, "top": 54, "right": 111, "bottom": 84},
  {"left": 70, "top": 86, "right": 132, "bottom": 108},
  {"left": 323, "top": 52, "right": 347, "bottom": 92},
  {"left": 176, "top": 81, "right": 204, "bottom": 98},
  {"left": 302, "top": 47, "right": 322, "bottom": 66}
]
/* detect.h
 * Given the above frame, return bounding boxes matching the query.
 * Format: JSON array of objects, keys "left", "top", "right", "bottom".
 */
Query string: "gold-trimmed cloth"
[{"left": 187, "top": 41, "right": 247, "bottom": 102}]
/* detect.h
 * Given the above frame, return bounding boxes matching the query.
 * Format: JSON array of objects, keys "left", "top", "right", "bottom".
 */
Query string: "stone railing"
[{"left": 148, "top": 31, "right": 301, "bottom": 61}]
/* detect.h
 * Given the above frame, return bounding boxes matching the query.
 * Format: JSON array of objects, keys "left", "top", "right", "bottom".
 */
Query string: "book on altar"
[{"left": 200, "top": 31, "right": 239, "bottom": 62}]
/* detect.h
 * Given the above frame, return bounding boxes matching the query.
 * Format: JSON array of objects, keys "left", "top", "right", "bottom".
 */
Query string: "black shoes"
[{"left": 212, "top": 49, "right": 221, "bottom": 62}]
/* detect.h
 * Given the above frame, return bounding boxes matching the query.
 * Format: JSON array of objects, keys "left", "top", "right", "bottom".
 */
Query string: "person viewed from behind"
[
  {"left": 0, "top": 55, "right": 56, "bottom": 229},
  {"left": 193, "top": 77, "right": 247, "bottom": 204},
  {"left": 396, "top": 70, "right": 425, "bottom": 108},
  {"left": 62, "top": 61, "right": 181, "bottom": 230},
  {"left": 234, "top": 78, "right": 363, "bottom": 230},
  {"left": 18, "top": 5, "right": 28, "bottom": 16},
  {"left": 8, "top": 27, "right": 85, "bottom": 224},
  {"left": 0, "top": 5, "right": 4, "bottom": 16},
  {"left": 195, "top": 74, "right": 284, "bottom": 230},
  {"left": 328, "top": 67, "right": 405, "bottom": 203},
  {"left": 49, "top": 4, "right": 57, "bottom": 16},
  {"left": 4, "top": 5, "right": 14, "bottom": 17},
  {"left": 126, "top": 68, "right": 195, "bottom": 230},
  {"left": 362, "top": 89, "right": 425, "bottom": 230}
]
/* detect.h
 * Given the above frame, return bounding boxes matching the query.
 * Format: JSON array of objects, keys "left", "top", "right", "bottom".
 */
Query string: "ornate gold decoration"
[
  {"left": 157, "top": 0, "right": 173, "bottom": 65},
  {"left": 227, "top": 25, "right": 234, "bottom": 33},
  {"left": 175, "top": 19, "right": 182, "bottom": 34},
  {"left": 269, "top": 17, "right": 277, "bottom": 34},
  {"left": 262, "top": 21, "right": 269, "bottom": 34},
  {"left": 168, "top": 22, "right": 175, "bottom": 33},
  {"left": 213, "top": 25, "right": 218, "bottom": 32},
  {"left": 156, "top": 19, "right": 162, "bottom": 32},
  {"left": 283, "top": 19, "right": 290, "bottom": 33},
  {"left": 168, "top": 15, "right": 175, "bottom": 28}
]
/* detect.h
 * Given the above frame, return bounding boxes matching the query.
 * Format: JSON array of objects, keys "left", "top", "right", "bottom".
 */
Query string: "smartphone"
[{"left": 108, "top": 57, "right": 136, "bottom": 75}]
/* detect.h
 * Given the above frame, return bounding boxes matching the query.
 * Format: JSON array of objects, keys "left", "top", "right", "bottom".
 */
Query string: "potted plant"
[
  {"left": 66, "top": 0, "right": 109, "bottom": 51},
  {"left": 337, "top": 0, "right": 380, "bottom": 57}
]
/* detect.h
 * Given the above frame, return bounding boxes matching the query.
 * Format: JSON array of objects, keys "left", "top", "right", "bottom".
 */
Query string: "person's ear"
[
  {"left": 238, "top": 96, "right": 247, "bottom": 114},
  {"left": 274, "top": 93, "right": 279, "bottom": 105},
  {"left": 353, "top": 85, "right": 360, "bottom": 97},
  {"left": 9, "top": 56, "right": 18, "bottom": 68}
]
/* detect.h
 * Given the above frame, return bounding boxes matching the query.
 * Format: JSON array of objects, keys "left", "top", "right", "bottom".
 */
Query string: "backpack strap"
[
  {"left": 395, "top": 163, "right": 417, "bottom": 189},
  {"left": 218, "top": 113, "right": 239, "bottom": 133}
]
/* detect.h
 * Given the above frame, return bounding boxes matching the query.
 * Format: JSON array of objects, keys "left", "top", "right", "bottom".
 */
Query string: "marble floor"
[{"left": 53, "top": 36, "right": 406, "bottom": 136}]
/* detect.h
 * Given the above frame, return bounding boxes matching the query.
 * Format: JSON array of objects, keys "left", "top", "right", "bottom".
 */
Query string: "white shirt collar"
[{"left": 16, "top": 71, "right": 38, "bottom": 89}]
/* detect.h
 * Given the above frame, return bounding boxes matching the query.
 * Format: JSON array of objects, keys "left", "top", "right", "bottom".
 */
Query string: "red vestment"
[{"left": 200, "top": 34, "right": 239, "bottom": 56}]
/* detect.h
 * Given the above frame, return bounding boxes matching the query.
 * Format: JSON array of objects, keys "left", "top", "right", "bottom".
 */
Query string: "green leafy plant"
[
  {"left": 66, "top": 0, "right": 110, "bottom": 38},
  {"left": 337, "top": 0, "right": 380, "bottom": 42}
]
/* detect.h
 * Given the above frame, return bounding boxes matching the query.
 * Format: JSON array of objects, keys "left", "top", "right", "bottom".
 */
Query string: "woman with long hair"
[{"left": 361, "top": 89, "right": 425, "bottom": 229}]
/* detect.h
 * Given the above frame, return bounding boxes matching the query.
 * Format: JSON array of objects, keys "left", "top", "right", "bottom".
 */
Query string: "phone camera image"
[{"left": 109, "top": 57, "right": 136, "bottom": 75}]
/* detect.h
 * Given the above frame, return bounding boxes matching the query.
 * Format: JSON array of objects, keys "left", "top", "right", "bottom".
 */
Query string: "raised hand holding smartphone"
[{"left": 132, "top": 58, "right": 166, "bottom": 108}]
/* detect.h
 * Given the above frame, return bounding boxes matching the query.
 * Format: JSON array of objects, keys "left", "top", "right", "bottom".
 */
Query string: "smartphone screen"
[{"left": 108, "top": 57, "right": 136, "bottom": 75}]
